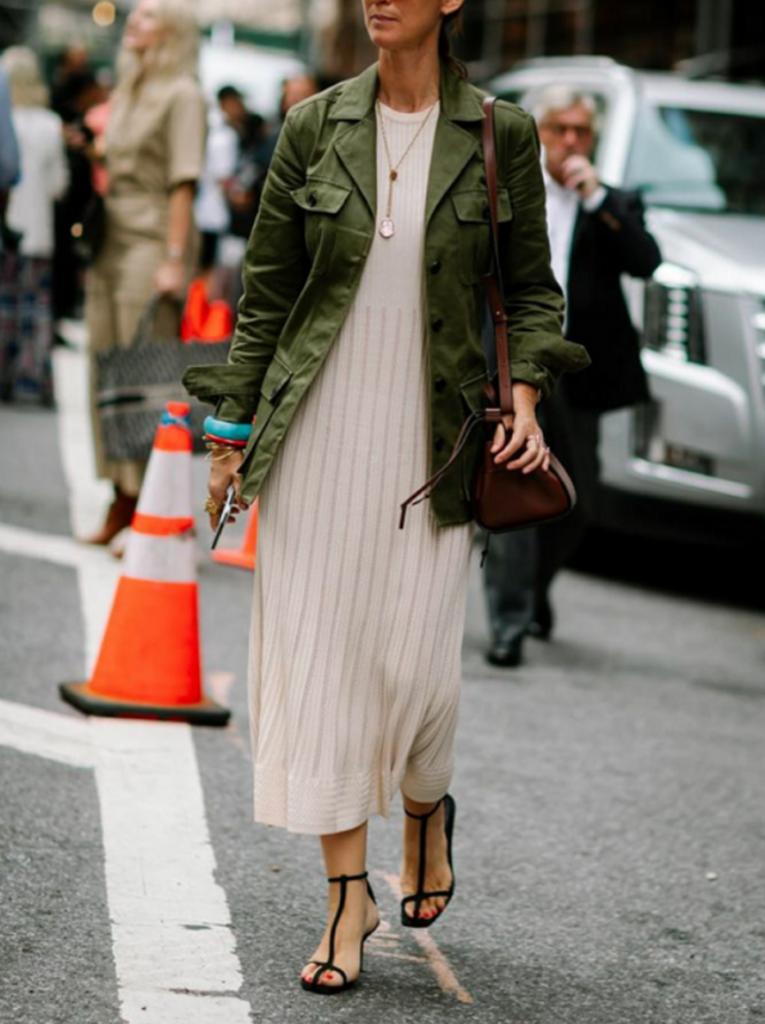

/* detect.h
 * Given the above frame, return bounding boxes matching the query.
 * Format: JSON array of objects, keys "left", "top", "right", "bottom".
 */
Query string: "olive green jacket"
[{"left": 183, "top": 63, "right": 590, "bottom": 526}]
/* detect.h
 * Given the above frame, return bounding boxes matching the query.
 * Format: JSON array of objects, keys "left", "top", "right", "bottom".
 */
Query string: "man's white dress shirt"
[{"left": 543, "top": 166, "right": 606, "bottom": 325}]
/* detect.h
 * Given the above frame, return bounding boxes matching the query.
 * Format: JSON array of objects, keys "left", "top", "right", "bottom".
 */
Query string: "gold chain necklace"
[{"left": 377, "top": 99, "right": 438, "bottom": 239}]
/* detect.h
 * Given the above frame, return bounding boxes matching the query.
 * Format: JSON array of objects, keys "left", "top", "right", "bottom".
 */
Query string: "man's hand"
[{"left": 561, "top": 154, "right": 600, "bottom": 200}]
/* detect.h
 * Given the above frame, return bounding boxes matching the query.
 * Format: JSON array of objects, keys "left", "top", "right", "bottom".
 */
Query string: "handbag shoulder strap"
[
  {"left": 132, "top": 293, "right": 184, "bottom": 347},
  {"left": 480, "top": 95, "right": 514, "bottom": 417}
]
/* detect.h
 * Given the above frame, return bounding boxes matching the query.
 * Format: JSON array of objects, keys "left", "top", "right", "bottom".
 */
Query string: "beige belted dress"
[{"left": 86, "top": 74, "right": 206, "bottom": 495}]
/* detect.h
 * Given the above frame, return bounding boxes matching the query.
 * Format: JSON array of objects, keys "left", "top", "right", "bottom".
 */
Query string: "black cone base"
[{"left": 59, "top": 682, "right": 231, "bottom": 727}]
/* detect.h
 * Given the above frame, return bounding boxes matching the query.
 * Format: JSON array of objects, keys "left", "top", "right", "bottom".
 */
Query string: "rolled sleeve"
[{"left": 167, "top": 80, "right": 206, "bottom": 189}]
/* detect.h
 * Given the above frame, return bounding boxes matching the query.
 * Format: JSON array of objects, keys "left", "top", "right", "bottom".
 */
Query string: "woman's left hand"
[
  {"left": 490, "top": 382, "right": 550, "bottom": 475},
  {"left": 153, "top": 259, "right": 186, "bottom": 298}
]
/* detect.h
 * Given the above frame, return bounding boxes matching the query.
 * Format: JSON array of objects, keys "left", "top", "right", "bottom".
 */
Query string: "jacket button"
[
  {"left": 429, "top": 260, "right": 441, "bottom": 275},
  {"left": 431, "top": 317, "right": 443, "bottom": 332},
  {"left": 435, "top": 437, "right": 445, "bottom": 452},
  {"left": 482, "top": 206, "right": 490, "bottom": 220},
  {"left": 308, "top": 192, "right": 317, "bottom": 207},
  {"left": 434, "top": 377, "right": 446, "bottom": 393}
]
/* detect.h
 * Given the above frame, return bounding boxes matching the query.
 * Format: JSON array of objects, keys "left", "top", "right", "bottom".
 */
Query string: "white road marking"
[
  {"left": 0, "top": 698, "right": 93, "bottom": 769},
  {"left": 53, "top": 346, "right": 112, "bottom": 538},
  {"left": 93, "top": 718, "right": 251, "bottom": 1023},
  {"left": 0, "top": 702, "right": 253, "bottom": 1023},
  {"left": 2, "top": 348, "right": 253, "bottom": 1022},
  {"left": 0, "top": 521, "right": 87, "bottom": 568}
]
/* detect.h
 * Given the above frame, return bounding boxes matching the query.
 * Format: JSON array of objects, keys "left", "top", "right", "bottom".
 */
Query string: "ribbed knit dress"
[{"left": 249, "top": 101, "right": 475, "bottom": 835}]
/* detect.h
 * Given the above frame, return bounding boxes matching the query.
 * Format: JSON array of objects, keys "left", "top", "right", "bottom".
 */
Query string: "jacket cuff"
[
  {"left": 510, "top": 362, "right": 556, "bottom": 399},
  {"left": 182, "top": 364, "right": 260, "bottom": 422},
  {"left": 216, "top": 397, "right": 254, "bottom": 424},
  {"left": 510, "top": 337, "right": 591, "bottom": 399}
]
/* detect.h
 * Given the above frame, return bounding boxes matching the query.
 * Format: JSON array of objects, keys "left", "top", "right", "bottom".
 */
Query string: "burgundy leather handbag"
[{"left": 400, "top": 96, "right": 577, "bottom": 537}]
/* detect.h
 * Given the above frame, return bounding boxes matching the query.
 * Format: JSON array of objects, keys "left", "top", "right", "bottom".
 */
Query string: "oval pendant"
[{"left": 379, "top": 217, "right": 395, "bottom": 239}]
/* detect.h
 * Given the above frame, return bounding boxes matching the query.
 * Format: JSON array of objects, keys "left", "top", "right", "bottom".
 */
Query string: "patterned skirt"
[{"left": 0, "top": 253, "right": 54, "bottom": 404}]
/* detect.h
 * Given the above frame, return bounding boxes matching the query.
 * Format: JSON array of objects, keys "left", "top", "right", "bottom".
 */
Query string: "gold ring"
[{"left": 204, "top": 496, "right": 221, "bottom": 515}]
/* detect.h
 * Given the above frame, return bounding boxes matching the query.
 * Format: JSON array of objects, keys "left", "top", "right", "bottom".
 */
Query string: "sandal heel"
[
  {"left": 400, "top": 793, "right": 456, "bottom": 929},
  {"left": 301, "top": 872, "right": 378, "bottom": 995}
]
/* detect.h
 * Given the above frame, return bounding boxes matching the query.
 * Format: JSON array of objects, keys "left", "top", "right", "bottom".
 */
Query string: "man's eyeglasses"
[{"left": 540, "top": 122, "right": 594, "bottom": 139}]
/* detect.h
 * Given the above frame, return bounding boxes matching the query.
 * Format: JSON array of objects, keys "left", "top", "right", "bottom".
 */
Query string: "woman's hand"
[
  {"left": 490, "top": 382, "right": 550, "bottom": 475},
  {"left": 206, "top": 448, "right": 248, "bottom": 531},
  {"left": 153, "top": 259, "right": 186, "bottom": 298}
]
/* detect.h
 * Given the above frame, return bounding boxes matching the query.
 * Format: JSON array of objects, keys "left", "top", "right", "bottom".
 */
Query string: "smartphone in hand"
[{"left": 211, "top": 484, "right": 237, "bottom": 550}]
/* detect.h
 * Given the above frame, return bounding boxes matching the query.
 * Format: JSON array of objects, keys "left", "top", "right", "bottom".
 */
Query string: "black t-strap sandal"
[
  {"left": 400, "top": 793, "right": 456, "bottom": 928},
  {"left": 301, "top": 871, "right": 378, "bottom": 995}
]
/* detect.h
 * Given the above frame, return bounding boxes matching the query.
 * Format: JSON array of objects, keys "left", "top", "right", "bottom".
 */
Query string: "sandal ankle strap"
[
  {"left": 404, "top": 795, "right": 445, "bottom": 821},
  {"left": 327, "top": 871, "right": 368, "bottom": 884}
]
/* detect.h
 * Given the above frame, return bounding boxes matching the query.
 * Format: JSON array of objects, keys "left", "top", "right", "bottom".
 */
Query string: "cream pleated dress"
[{"left": 249, "top": 101, "right": 475, "bottom": 835}]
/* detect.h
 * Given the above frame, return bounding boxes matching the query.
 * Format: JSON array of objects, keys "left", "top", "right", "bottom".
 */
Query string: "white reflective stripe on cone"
[
  {"left": 124, "top": 532, "right": 197, "bottom": 584},
  {"left": 135, "top": 449, "right": 193, "bottom": 521}
]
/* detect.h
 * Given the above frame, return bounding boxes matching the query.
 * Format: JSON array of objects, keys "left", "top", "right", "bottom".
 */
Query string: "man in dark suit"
[{"left": 484, "top": 85, "right": 662, "bottom": 667}]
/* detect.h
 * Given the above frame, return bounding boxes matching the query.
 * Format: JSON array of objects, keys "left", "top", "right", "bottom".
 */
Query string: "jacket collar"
[
  {"left": 329, "top": 61, "right": 484, "bottom": 124},
  {"left": 331, "top": 62, "right": 484, "bottom": 224}
]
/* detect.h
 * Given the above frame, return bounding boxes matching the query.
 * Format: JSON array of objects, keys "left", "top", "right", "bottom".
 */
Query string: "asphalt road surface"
[{"left": 1, "top": 344, "right": 763, "bottom": 1024}]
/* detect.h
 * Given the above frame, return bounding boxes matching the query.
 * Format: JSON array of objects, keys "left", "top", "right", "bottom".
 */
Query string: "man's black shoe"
[
  {"left": 486, "top": 635, "right": 524, "bottom": 668},
  {"left": 529, "top": 596, "right": 554, "bottom": 640}
]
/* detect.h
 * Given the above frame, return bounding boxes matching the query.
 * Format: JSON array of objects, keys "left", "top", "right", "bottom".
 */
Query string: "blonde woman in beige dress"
[{"left": 84, "top": 0, "right": 206, "bottom": 545}]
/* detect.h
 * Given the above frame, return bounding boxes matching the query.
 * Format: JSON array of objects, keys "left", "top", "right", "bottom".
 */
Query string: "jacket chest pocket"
[
  {"left": 291, "top": 180, "right": 352, "bottom": 275},
  {"left": 451, "top": 188, "right": 513, "bottom": 285}
]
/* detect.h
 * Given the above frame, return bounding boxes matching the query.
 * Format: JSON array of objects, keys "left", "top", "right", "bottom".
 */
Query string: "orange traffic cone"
[
  {"left": 211, "top": 502, "right": 258, "bottom": 571},
  {"left": 181, "top": 277, "right": 233, "bottom": 342},
  {"left": 60, "top": 402, "right": 230, "bottom": 726}
]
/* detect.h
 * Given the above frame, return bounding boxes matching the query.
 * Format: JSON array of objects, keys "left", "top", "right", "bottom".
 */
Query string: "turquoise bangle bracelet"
[{"left": 203, "top": 416, "right": 252, "bottom": 442}]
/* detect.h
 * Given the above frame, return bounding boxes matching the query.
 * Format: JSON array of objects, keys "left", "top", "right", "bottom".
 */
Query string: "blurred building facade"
[
  {"left": 2, "top": 1, "right": 762, "bottom": 83},
  {"left": 319, "top": 0, "right": 764, "bottom": 82}
]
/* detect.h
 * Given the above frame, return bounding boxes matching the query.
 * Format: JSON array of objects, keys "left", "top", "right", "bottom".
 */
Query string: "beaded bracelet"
[
  {"left": 204, "top": 432, "right": 247, "bottom": 448},
  {"left": 205, "top": 443, "right": 243, "bottom": 463}
]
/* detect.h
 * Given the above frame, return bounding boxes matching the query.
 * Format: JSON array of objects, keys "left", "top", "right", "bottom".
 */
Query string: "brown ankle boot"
[{"left": 81, "top": 488, "right": 138, "bottom": 546}]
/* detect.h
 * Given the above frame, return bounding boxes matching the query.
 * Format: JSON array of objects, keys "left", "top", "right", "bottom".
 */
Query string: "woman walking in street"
[
  {"left": 185, "top": 0, "right": 589, "bottom": 995},
  {"left": 84, "top": 0, "right": 205, "bottom": 545},
  {"left": 1, "top": 47, "right": 68, "bottom": 405}
]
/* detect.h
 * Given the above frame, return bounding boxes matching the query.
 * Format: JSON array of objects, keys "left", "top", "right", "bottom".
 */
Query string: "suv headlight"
[
  {"left": 643, "top": 262, "right": 706, "bottom": 364},
  {"left": 753, "top": 308, "right": 765, "bottom": 387}
]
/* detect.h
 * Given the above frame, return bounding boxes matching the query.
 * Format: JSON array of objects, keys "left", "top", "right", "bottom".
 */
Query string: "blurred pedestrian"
[
  {"left": 50, "top": 45, "right": 91, "bottom": 122},
  {"left": 281, "top": 73, "right": 319, "bottom": 114},
  {"left": 52, "top": 69, "right": 108, "bottom": 323},
  {"left": 82, "top": 0, "right": 206, "bottom": 546},
  {"left": 194, "top": 107, "right": 237, "bottom": 276},
  {"left": 185, "top": 0, "right": 588, "bottom": 996},
  {"left": 0, "top": 47, "right": 68, "bottom": 404},
  {"left": 0, "top": 62, "right": 20, "bottom": 384},
  {"left": 258, "top": 73, "right": 320, "bottom": 169},
  {"left": 217, "top": 85, "right": 270, "bottom": 242},
  {"left": 0, "top": 65, "right": 20, "bottom": 193},
  {"left": 483, "top": 85, "right": 661, "bottom": 667}
]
